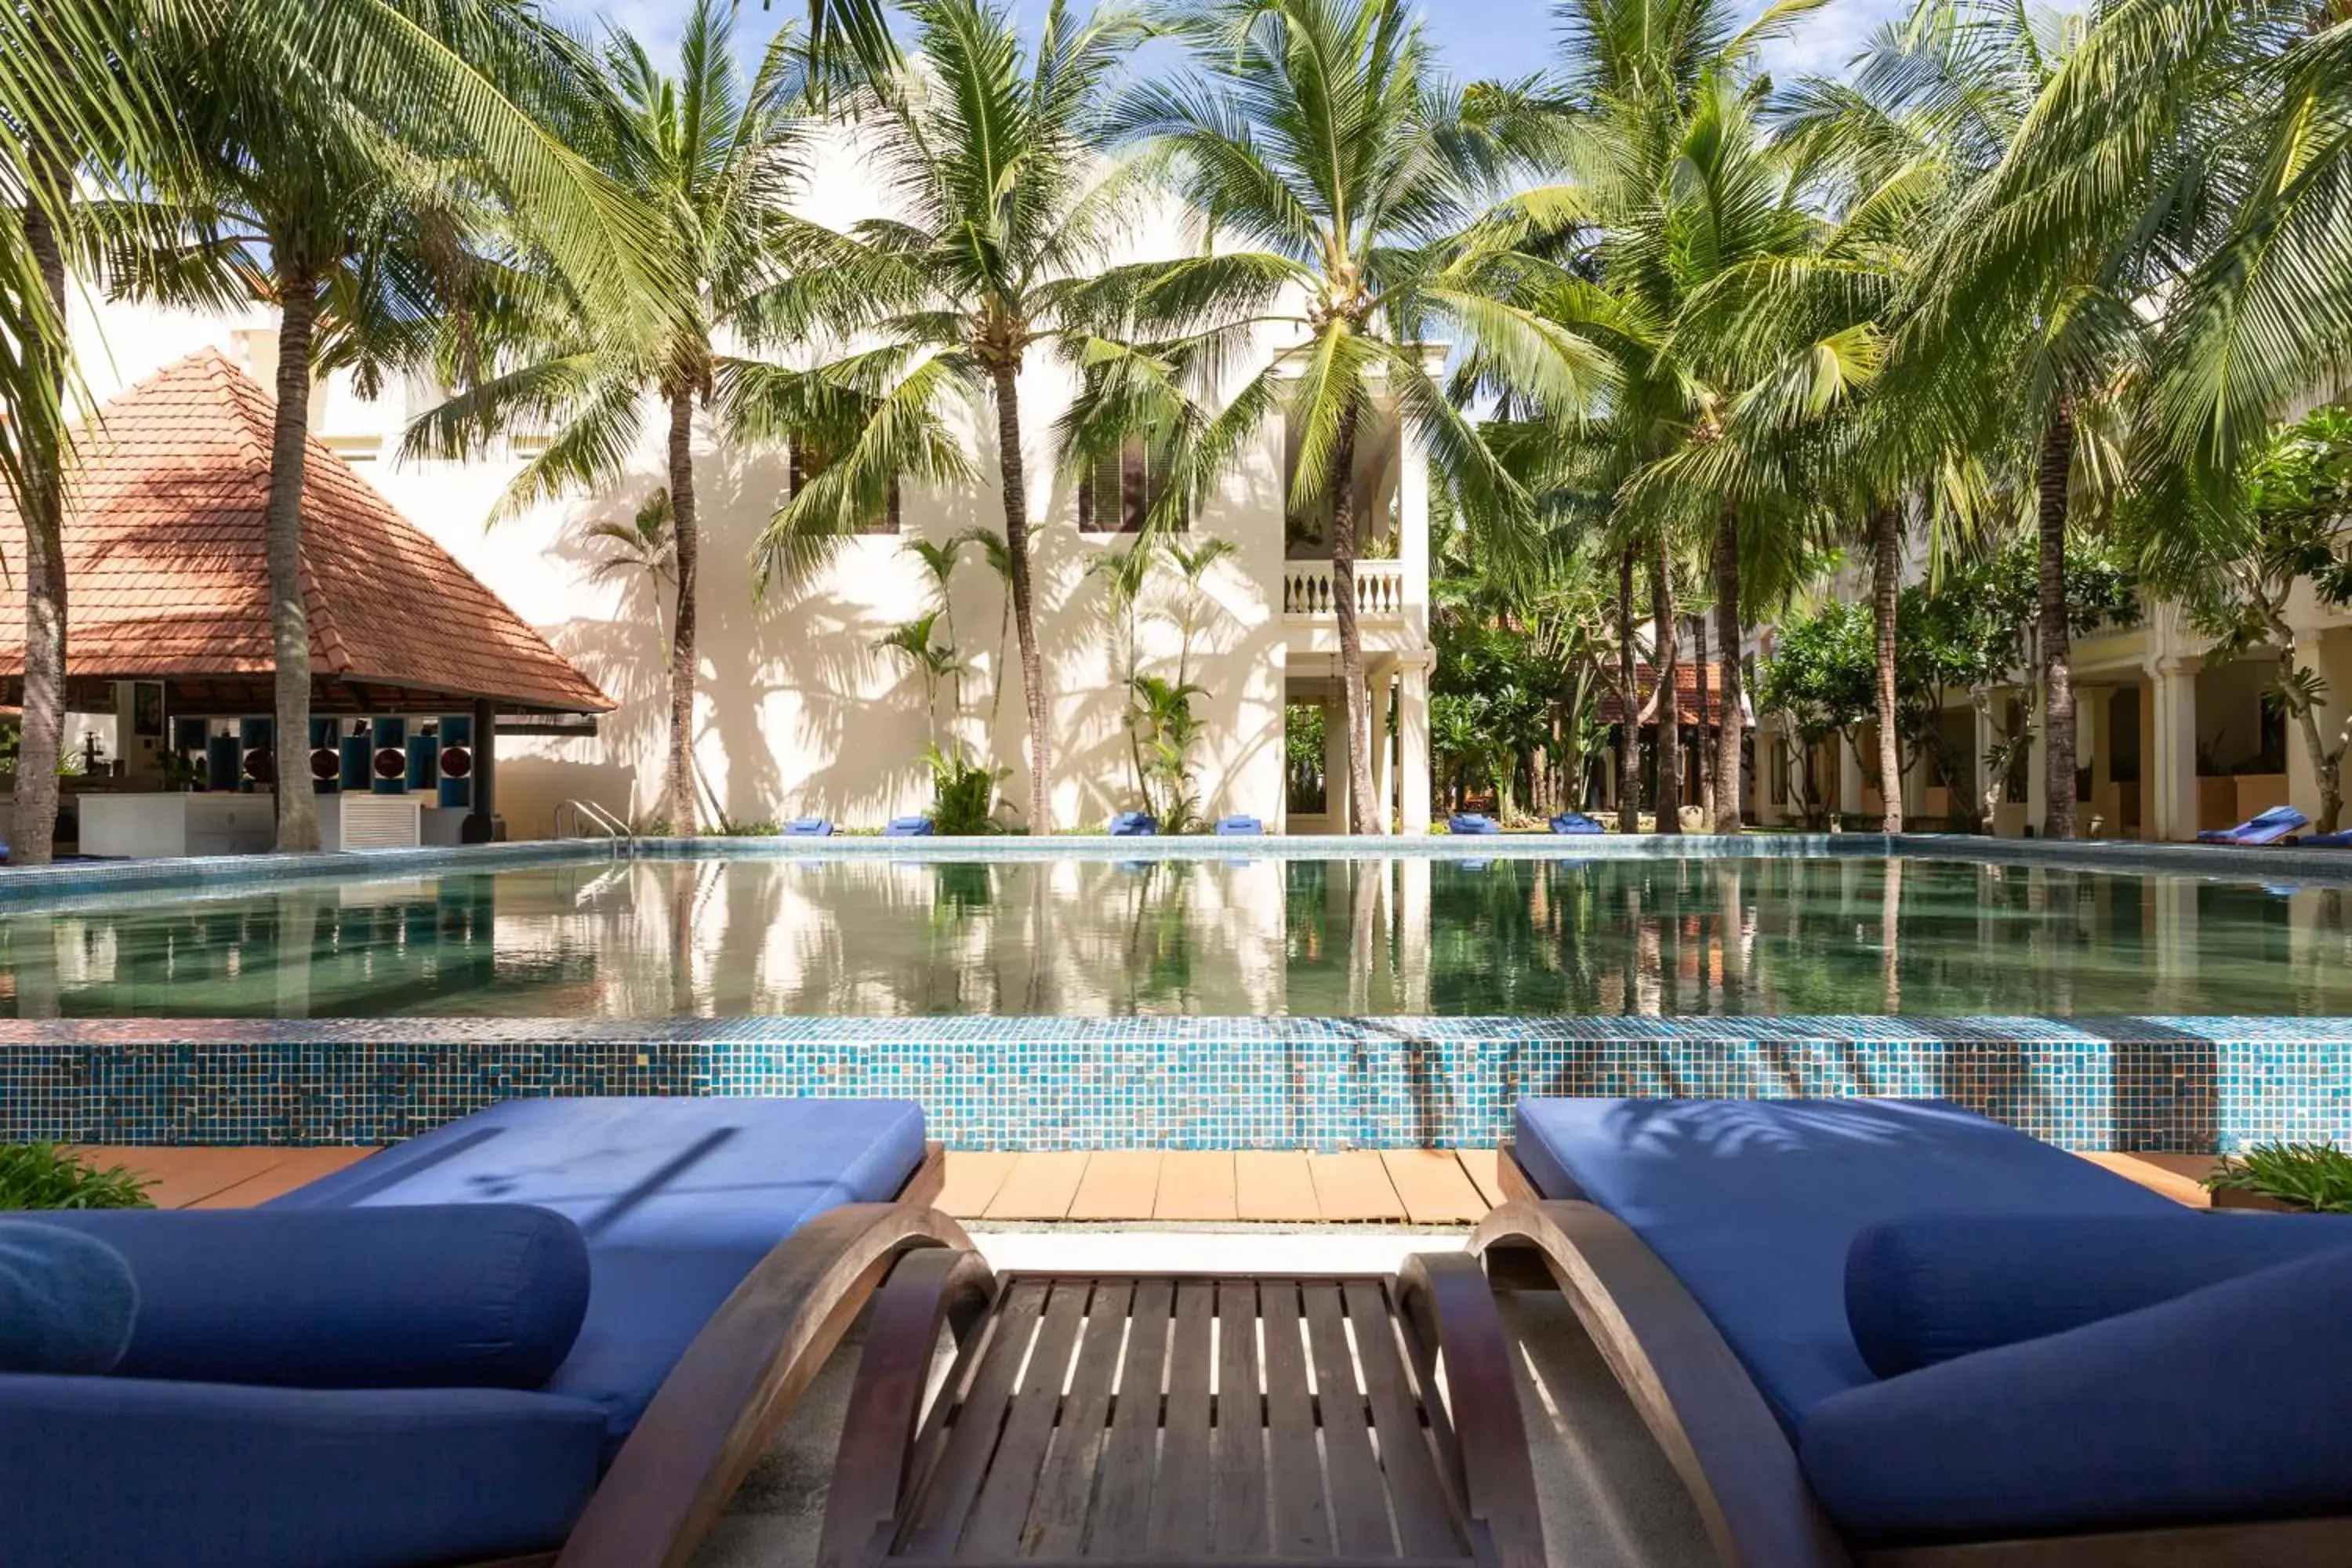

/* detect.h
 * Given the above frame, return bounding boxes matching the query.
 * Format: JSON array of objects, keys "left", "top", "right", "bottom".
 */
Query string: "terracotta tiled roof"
[
  {"left": 1598, "top": 662, "right": 1743, "bottom": 728},
  {"left": 0, "top": 350, "right": 611, "bottom": 714}
]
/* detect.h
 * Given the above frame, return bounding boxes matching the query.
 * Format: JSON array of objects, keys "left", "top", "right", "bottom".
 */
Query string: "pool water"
[{"left": 2, "top": 854, "right": 2348, "bottom": 1018}]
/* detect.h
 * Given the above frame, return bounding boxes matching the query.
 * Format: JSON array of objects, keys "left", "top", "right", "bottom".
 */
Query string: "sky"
[{"left": 548, "top": 0, "right": 1907, "bottom": 89}]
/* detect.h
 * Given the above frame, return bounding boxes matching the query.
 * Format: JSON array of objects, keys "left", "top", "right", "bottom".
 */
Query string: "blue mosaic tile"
[{"left": 4, "top": 1014, "right": 2347, "bottom": 1154}]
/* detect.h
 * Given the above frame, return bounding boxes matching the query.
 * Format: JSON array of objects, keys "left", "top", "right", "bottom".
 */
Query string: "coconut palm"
[
  {"left": 901, "top": 535, "right": 973, "bottom": 731},
  {"left": 2, "top": 0, "right": 667, "bottom": 863},
  {"left": 750, "top": 0, "right": 1153, "bottom": 834},
  {"left": 1162, "top": 536, "right": 1236, "bottom": 687},
  {"left": 408, "top": 0, "right": 819, "bottom": 837},
  {"left": 1090, "top": 0, "right": 1613, "bottom": 833},
  {"left": 1089, "top": 539, "right": 1160, "bottom": 806},
  {"left": 956, "top": 525, "right": 1018, "bottom": 731},
  {"left": 877, "top": 612, "right": 963, "bottom": 750}
]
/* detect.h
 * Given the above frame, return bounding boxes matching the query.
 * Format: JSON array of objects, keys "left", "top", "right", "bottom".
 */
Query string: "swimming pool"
[{"left": 6, "top": 848, "right": 2352, "bottom": 1018}]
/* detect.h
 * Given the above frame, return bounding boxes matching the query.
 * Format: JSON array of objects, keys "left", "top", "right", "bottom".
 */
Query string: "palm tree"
[
  {"left": 1162, "top": 536, "right": 1236, "bottom": 687},
  {"left": 1088, "top": 539, "right": 1159, "bottom": 806},
  {"left": 409, "top": 0, "right": 813, "bottom": 837},
  {"left": 1095, "top": 0, "right": 1612, "bottom": 833},
  {"left": 957, "top": 525, "right": 1018, "bottom": 732},
  {"left": 876, "top": 612, "right": 962, "bottom": 750},
  {"left": 3, "top": 0, "right": 666, "bottom": 862},
  {"left": 901, "top": 535, "right": 972, "bottom": 732},
  {"left": 751, "top": 0, "right": 1152, "bottom": 835}
]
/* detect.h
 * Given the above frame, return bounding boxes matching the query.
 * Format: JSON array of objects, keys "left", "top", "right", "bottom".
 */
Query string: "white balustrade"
[{"left": 1282, "top": 560, "right": 1407, "bottom": 619}]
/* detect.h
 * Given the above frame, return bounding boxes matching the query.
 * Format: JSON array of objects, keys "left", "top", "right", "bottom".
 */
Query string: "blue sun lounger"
[
  {"left": 1214, "top": 815, "right": 1263, "bottom": 835},
  {"left": 2, "top": 1097, "right": 955, "bottom": 1568},
  {"left": 2303, "top": 827, "right": 2352, "bottom": 848},
  {"left": 2196, "top": 804, "right": 2307, "bottom": 844},
  {"left": 1108, "top": 811, "right": 1157, "bottom": 837},
  {"left": 1448, "top": 812, "right": 1501, "bottom": 835},
  {"left": 782, "top": 817, "right": 833, "bottom": 837},
  {"left": 882, "top": 815, "right": 934, "bottom": 837},
  {"left": 1485, "top": 1098, "right": 2352, "bottom": 1563},
  {"left": 1549, "top": 811, "right": 1605, "bottom": 835}
]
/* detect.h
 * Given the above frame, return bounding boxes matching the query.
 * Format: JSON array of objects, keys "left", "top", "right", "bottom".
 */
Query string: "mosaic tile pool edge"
[{"left": 6, "top": 1015, "right": 2345, "bottom": 1154}]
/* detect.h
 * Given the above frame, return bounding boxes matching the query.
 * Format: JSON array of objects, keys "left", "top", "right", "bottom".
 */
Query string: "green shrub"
[
  {"left": 926, "top": 745, "right": 1008, "bottom": 835},
  {"left": 0, "top": 1144, "right": 155, "bottom": 1210},
  {"left": 2205, "top": 1142, "right": 2352, "bottom": 1213}
]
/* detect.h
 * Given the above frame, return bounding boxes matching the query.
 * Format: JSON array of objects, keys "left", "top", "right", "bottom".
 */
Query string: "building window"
[
  {"left": 789, "top": 437, "right": 899, "bottom": 535},
  {"left": 1079, "top": 436, "right": 1183, "bottom": 534}
]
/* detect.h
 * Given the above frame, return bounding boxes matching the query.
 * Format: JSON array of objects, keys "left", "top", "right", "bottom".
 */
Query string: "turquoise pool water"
[{"left": 3, "top": 853, "right": 2347, "bottom": 1018}]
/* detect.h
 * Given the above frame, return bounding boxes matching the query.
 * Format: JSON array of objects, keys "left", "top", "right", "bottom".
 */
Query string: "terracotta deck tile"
[
  {"left": 1153, "top": 1152, "right": 1239, "bottom": 1221},
  {"left": 1305, "top": 1152, "right": 1405, "bottom": 1223},
  {"left": 938, "top": 1151, "right": 1020, "bottom": 1219},
  {"left": 1232, "top": 1151, "right": 1321, "bottom": 1221},
  {"left": 194, "top": 1147, "right": 376, "bottom": 1208},
  {"left": 1068, "top": 1151, "right": 1163, "bottom": 1221},
  {"left": 2080, "top": 1151, "right": 2216, "bottom": 1208},
  {"left": 983, "top": 1152, "right": 1091, "bottom": 1221},
  {"left": 71, "top": 1146, "right": 291, "bottom": 1209},
  {"left": 1453, "top": 1148, "right": 1509, "bottom": 1210},
  {"left": 1378, "top": 1149, "right": 1486, "bottom": 1225}
]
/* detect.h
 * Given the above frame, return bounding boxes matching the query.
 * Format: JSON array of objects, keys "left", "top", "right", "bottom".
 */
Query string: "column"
[
  {"left": 1372, "top": 664, "right": 1397, "bottom": 835},
  {"left": 1322, "top": 691, "right": 1350, "bottom": 832},
  {"left": 1838, "top": 737, "right": 1864, "bottom": 825},
  {"left": 465, "top": 696, "right": 497, "bottom": 843},
  {"left": 2138, "top": 680, "right": 2158, "bottom": 839},
  {"left": 2078, "top": 686, "right": 2109, "bottom": 837},
  {"left": 2025, "top": 689, "right": 2049, "bottom": 830},
  {"left": 1973, "top": 703, "right": 1999, "bottom": 831},
  {"left": 1399, "top": 660, "right": 1432, "bottom": 833},
  {"left": 2148, "top": 657, "right": 2200, "bottom": 842}
]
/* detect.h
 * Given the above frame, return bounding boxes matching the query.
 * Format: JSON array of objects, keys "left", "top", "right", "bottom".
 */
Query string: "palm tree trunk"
[
  {"left": 1651, "top": 533, "right": 1681, "bottom": 834},
  {"left": 988, "top": 364, "right": 1052, "bottom": 832},
  {"left": 1712, "top": 509, "right": 1744, "bottom": 833},
  {"left": 1616, "top": 545, "right": 1639, "bottom": 830},
  {"left": 2038, "top": 401, "right": 2076, "bottom": 840},
  {"left": 1329, "top": 403, "right": 1376, "bottom": 833},
  {"left": 664, "top": 388, "right": 701, "bottom": 835},
  {"left": 1694, "top": 613, "right": 1714, "bottom": 827},
  {"left": 11, "top": 150, "right": 71, "bottom": 867},
  {"left": 1873, "top": 501, "right": 1904, "bottom": 833},
  {"left": 267, "top": 272, "right": 322, "bottom": 853}
]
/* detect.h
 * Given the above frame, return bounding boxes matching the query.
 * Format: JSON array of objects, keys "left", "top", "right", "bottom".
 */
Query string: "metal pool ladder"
[{"left": 556, "top": 798, "right": 637, "bottom": 857}]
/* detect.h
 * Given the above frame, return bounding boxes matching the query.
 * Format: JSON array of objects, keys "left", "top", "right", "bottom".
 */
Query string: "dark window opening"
[{"left": 1080, "top": 437, "right": 1183, "bottom": 534}]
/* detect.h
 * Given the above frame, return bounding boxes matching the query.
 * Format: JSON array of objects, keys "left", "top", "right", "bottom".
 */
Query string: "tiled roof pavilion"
[{"left": 0, "top": 350, "right": 611, "bottom": 717}]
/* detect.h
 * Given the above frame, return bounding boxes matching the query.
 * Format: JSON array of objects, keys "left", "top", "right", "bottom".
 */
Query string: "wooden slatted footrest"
[{"left": 818, "top": 1261, "right": 1546, "bottom": 1566}]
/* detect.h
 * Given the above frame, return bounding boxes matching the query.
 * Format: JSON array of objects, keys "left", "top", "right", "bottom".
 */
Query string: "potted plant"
[
  {"left": 0, "top": 1143, "right": 154, "bottom": 1209},
  {"left": 2204, "top": 1142, "right": 2352, "bottom": 1214}
]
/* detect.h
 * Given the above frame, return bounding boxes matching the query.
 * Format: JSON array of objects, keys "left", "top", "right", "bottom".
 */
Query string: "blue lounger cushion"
[
  {"left": 0, "top": 1374, "right": 607, "bottom": 1568},
  {"left": 1801, "top": 1243, "right": 2352, "bottom": 1543},
  {"left": 0, "top": 1221, "right": 136, "bottom": 1375},
  {"left": 1215, "top": 815, "right": 1262, "bottom": 835},
  {"left": 1846, "top": 1211, "right": 2352, "bottom": 1377},
  {"left": 883, "top": 815, "right": 934, "bottom": 837},
  {"left": 273, "top": 1096, "right": 928, "bottom": 1451},
  {"left": 782, "top": 817, "right": 833, "bottom": 837},
  {"left": 1511, "top": 1098, "right": 2178, "bottom": 1434},
  {"left": 2305, "top": 828, "right": 2352, "bottom": 848},
  {"left": 1109, "top": 811, "right": 1157, "bottom": 836},
  {"left": 38, "top": 1204, "right": 589, "bottom": 1389},
  {"left": 1549, "top": 811, "right": 1604, "bottom": 834},
  {"left": 1449, "top": 812, "right": 1500, "bottom": 834},
  {"left": 2196, "top": 804, "right": 2307, "bottom": 844}
]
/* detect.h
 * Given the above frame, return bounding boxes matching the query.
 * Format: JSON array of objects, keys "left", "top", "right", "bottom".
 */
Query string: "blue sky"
[{"left": 548, "top": 0, "right": 1902, "bottom": 87}]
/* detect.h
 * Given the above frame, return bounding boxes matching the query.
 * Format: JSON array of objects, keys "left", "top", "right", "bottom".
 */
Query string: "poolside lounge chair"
[
  {"left": 3, "top": 1096, "right": 957, "bottom": 1568},
  {"left": 1549, "top": 811, "right": 1604, "bottom": 834},
  {"left": 1214, "top": 814, "right": 1263, "bottom": 835},
  {"left": 884, "top": 815, "right": 935, "bottom": 837},
  {"left": 1479, "top": 1097, "right": 2352, "bottom": 1566},
  {"left": 1449, "top": 811, "right": 1501, "bottom": 835},
  {"left": 2196, "top": 804, "right": 2308, "bottom": 844},
  {"left": 1108, "top": 810, "right": 1157, "bottom": 836},
  {"left": 783, "top": 816, "right": 834, "bottom": 837},
  {"left": 2303, "top": 827, "right": 2352, "bottom": 848}
]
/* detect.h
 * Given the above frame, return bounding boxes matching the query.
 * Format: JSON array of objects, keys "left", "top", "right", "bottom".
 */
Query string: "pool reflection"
[{"left": 2, "top": 855, "right": 2349, "bottom": 1018}]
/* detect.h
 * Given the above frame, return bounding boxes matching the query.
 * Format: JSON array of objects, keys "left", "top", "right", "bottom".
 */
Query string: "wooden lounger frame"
[
  {"left": 814, "top": 1251, "right": 1550, "bottom": 1566},
  {"left": 474, "top": 1142, "right": 956, "bottom": 1568},
  {"left": 1479, "top": 1142, "right": 2352, "bottom": 1568}
]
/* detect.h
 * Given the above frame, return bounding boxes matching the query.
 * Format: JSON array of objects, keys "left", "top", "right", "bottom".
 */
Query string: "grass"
[
  {"left": 0, "top": 1143, "right": 155, "bottom": 1210},
  {"left": 2205, "top": 1142, "right": 2352, "bottom": 1213}
]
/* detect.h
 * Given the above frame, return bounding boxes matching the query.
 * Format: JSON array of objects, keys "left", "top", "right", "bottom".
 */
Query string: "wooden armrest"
[
  {"left": 555, "top": 1202, "right": 975, "bottom": 1568},
  {"left": 1472, "top": 1199, "right": 1852, "bottom": 1568},
  {"left": 816, "top": 1246, "right": 1000, "bottom": 1566},
  {"left": 1396, "top": 1251, "right": 1547, "bottom": 1568}
]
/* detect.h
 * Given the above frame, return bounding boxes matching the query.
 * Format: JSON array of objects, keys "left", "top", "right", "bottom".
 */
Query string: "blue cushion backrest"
[
  {"left": 1800, "top": 1243, "right": 2352, "bottom": 1543},
  {"left": 0, "top": 1374, "right": 606, "bottom": 1568},
  {"left": 1847, "top": 1211, "right": 2352, "bottom": 1377},
  {"left": 272, "top": 1096, "right": 927, "bottom": 1450},
  {"left": 1511, "top": 1098, "right": 2179, "bottom": 1435},
  {"left": 0, "top": 1221, "right": 137, "bottom": 1375},
  {"left": 36, "top": 1204, "right": 587, "bottom": 1389}
]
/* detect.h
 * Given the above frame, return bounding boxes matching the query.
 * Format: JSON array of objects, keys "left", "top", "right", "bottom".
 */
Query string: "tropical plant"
[
  {"left": 750, "top": 0, "right": 1152, "bottom": 834},
  {"left": 2205, "top": 1142, "right": 2352, "bottom": 1214},
  {"left": 1094, "top": 0, "right": 1610, "bottom": 833},
  {"left": 1131, "top": 672, "right": 1210, "bottom": 831},
  {"left": 1161, "top": 537, "right": 1236, "bottom": 688},
  {"left": 0, "top": 1143, "right": 152, "bottom": 1210},
  {"left": 1286, "top": 700, "right": 1327, "bottom": 813},
  {"left": 924, "top": 742, "right": 1008, "bottom": 833},
  {"left": 408, "top": 0, "right": 811, "bottom": 837},
  {"left": 1757, "top": 597, "right": 1876, "bottom": 826},
  {"left": 902, "top": 535, "right": 974, "bottom": 732},
  {"left": 1089, "top": 540, "right": 1160, "bottom": 806},
  {"left": 876, "top": 612, "right": 962, "bottom": 750},
  {"left": 957, "top": 526, "right": 1020, "bottom": 734},
  {"left": 2150, "top": 408, "right": 2352, "bottom": 831}
]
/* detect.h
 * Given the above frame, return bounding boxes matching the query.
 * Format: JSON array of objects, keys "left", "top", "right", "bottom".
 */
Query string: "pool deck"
[{"left": 75, "top": 1143, "right": 2219, "bottom": 1218}]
